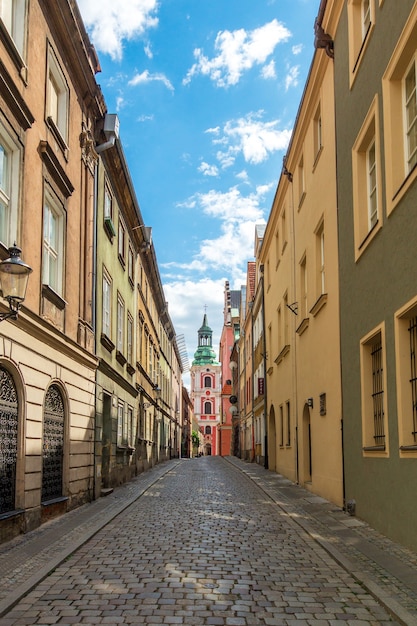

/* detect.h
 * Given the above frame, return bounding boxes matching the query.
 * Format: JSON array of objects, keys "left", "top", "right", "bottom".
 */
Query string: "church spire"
[{"left": 192, "top": 313, "right": 219, "bottom": 365}]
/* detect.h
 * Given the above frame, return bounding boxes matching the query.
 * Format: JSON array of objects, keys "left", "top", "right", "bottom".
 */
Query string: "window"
[
  {"left": 281, "top": 209, "right": 287, "bottom": 251},
  {"left": 395, "top": 300, "right": 417, "bottom": 453},
  {"left": 204, "top": 376, "right": 212, "bottom": 388},
  {"left": 297, "top": 157, "right": 305, "bottom": 207},
  {"left": 275, "top": 229, "right": 280, "bottom": 267},
  {"left": 352, "top": 96, "right": 382, "bottom": 256},
  {"left": 117, "top": 294, "right": 125, "bottom": 354},
  {"left": 383, "top": 4, "right": 417, "bottom": 212},
  {"left": 360, "top": 325, "right": 388, "bottom": 454},
  {"left": 367, "top": 141, "right": 378, "bottom": 228},
  {"left": 205, "top": 426, "right": 211, "bottom": 435},
  {"left": 117, "top": 402, "right": 124, "bottom": 446},
  {"left": 102, "top": 270, "right": 111, "bottom": 337},
  {"left": 103, "top": 184, "right": 116, "bottom": 238},
  {"left": 300, "top": 254, "right": 308, "bottom": 319},
  {"left": 280, "top": 404, "right": 284, "bottom": 447},
  {"left": 43, "top": 188, "right": 65, "bottom": 296},
  {"left": 0, "top": 0, "right": 26, "bottom": 57},
  {"left": 313, "top": 104, "right": 322, "bottom": 161},
  {"left": 204, "top": 401, "right": 211, "bottom": 414},
  {"left": 0, "top": 124, "right": 20, "bottom": 247},
  {"left": 315, "top": 220, "right": 325, "bottom": 297},
  {"left": 286, "top": 401, "right": 291, "bottom": 446},
  {"left": 404, "top": 59, "right": 417, "bottom": 173},
  {"left": 127, "top": 313, "right": 133, "bottom": 366},
  {"left": 128, "top": 245, "right": 134, "bottom": 285},
  {"left": 319, "top": 393, "right": 327, "bottom": 416},
  {"left": 46, "top": 45, "right": 69, "bottom": 145},
  {"left": 118, "top": 219, "right": 126, "bottom": 265},
  {"left": 347, "top": 0, "right": 375, "bottom": 83}
]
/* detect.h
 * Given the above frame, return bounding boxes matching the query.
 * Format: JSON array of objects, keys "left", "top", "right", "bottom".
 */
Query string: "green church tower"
[{"left": 192, "top": 314, "right": 220, "bottom": 366}]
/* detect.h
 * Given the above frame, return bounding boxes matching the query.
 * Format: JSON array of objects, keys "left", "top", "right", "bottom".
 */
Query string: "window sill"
[
  {"left": 127, "top": 363, "right": 135, "bottom": 376},
  {"left": 104, "top": 217, "right": 116, "bottom": 240},
  {"left": 296, "top": 317, "right": 309, "bottom": 335},
  {"left": 100, "top": 333, "right": 115, "bottom": 353},
  {"left": 42, "top": 284, "right": 66, "bottom": 310},
  {"left": 118, "top": 253, "right": 126, "bottom": 269},
  {"left": 116, "top": 350, "right": 127, "bottom": 366},
  {"left": 363, "top": 445, "right": 385, "bottom": 452},
  {"left": 275, "top": 344, "right": 290, "bottom": 365},
  {"left": 46, "top": 116, "right": 69, "bottom": 158},
  {"left": 310, "top": 293, "right": 327, "bottom": 317},
  {"left": 298, "top": 191, "right": 306, "bottom": 210}
]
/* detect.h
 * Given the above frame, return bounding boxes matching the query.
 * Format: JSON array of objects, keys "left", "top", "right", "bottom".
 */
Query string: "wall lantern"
[{"left": 0, "top": 244, "right": 32, "bottom": 322}]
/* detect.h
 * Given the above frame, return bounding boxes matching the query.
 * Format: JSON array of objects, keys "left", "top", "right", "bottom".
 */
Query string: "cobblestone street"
[{"left": 0, "top": 457, "right": 407, "bottom": 625}]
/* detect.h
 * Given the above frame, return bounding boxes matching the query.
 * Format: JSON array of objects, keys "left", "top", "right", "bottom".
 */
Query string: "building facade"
[
  {"left": 190, "top": 314, "right": 221, "bottom": 455},
  {"left": 0, "top": 0, "right": 185, "bottom": 542},
  {"left": 219, "top": 281, "right": 241, "bottom": 456},
  {"left": 333, "top": 0, "right": 417, "bottom": 549},
  {"left": 0, "top": 0, "right": 104, "bottom": 541}
]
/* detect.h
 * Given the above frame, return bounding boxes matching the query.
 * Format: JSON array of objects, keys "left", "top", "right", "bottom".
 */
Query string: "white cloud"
[
  {"left": 183, "top": 19, "right": 291, "bottom": 87},
  {"left": 292, "top": 43, "right": 303, "bottom": 55},
  {"left": 144, "top": 43, "right": 153, "bottom": 59},
  {"left": 137, "top": 113, "right": 154, "bottom": 122},
  {"left": 209, "top": 112, "right": 292, "bottom": 168},
  {"left": 198, "top": 162, "right": 219, "bottom": 177},
  {"left": 285, "top": 65, "right": 300, "bottom": 90},
  {"left": 77, "top": 0, "right": 159, "bottom": 61},
  {"left": 163, "top": 184, "right": 273, "bottom": 384},
  {"left": 261, "top": 60, "right": 276, "bottom": 79},
  {"left": 128, "top": 70, "right": 174, "bottom": 91},
  {"left": 163, "top": 277, "right": 226, "bottom": 385}
]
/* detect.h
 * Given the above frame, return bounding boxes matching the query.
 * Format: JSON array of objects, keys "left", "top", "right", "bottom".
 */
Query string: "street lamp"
[{"left": 0, "top": 244, "right": 32, "bottom": 322}]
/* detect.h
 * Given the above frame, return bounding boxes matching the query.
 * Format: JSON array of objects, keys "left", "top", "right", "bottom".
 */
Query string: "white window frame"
[
  {"left": 102, "top": 270, "right": 111, "bottom": 338},
  {"left": 0, "top": 0, "right": 26, "bottom": 57},
  {"left": 42, "top": 188, "right": 65, "bottom": 296},
  {"left": 367, "top": 140, "right": 378, "bottom": 229},
  {"left": 404, "top": 57, "right": 417, "bottom": 174},
  {"left": 117, "top": 401, "right": 124, "bottom": 446},
  {"left": 127, "top": 313, "right": 133, "bottom": 365},
  {"left": 0, "top": 123, "right": 20, "bottom": 248},
  {"left": 117, "top": 294, "right": 125, "bottom": 354},
  {"left": 46, "top": 45, "right": 69, "bottom": 145},
  {"left": 118, "top": 219, "right": 126, "bottom": 264}
]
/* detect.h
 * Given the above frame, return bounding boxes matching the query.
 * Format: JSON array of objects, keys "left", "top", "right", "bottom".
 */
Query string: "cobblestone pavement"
[{"left": 0, "top": 457, "right": 408, "bottom": 625}]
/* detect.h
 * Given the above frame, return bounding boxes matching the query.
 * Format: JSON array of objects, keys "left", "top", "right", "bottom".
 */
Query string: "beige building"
[
  {"left": 258, "top": 6, "right": 343, "bottom": 506},
  {"left": 0, "top": 0, "right": 104, "bottom": 540}
]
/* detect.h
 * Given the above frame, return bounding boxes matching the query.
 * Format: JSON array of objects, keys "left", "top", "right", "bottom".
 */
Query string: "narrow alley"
[{"left": 1, "top": 457, "right": 416, "bottom": 625}]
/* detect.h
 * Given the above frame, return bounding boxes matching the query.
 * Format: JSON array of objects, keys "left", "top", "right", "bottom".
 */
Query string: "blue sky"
[{"left": 78, "top": 0, "right": 321, "bottom": 379}]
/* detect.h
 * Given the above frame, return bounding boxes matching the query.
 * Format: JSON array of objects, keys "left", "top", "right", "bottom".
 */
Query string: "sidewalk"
[
  {"left": 226, "top": 457, "right": 417, "bottom": 626},
  {"left": 0, "top": 456, "right": 416, "bottom": 624}
]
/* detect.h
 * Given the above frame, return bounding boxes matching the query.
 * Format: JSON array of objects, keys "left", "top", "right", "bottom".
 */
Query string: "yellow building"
[{"left": 259, "top": 2, "right": 343, "bottom": 506}]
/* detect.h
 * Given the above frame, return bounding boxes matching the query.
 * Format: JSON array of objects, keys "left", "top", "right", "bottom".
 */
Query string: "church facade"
[{"left": 190, "top": 314, "right": 221, "bottom": 455}]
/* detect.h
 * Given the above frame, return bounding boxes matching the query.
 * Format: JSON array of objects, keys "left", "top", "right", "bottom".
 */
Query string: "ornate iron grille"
[
  {"left": 0, "top": 368, "right": 18, "bottom": 514},
  {"left": 409, "top": 316, "right": 417, "bottom": 442},
  {"left": 42, "top": 384, "right": 64, "bottom": 502},
  {"left": 371, "top": 339, "right": 385, "bottom": 446}
]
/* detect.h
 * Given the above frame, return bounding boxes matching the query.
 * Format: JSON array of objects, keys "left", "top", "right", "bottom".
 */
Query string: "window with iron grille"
[
  {"left": 319, "top": 393, "right": 326, "bottom": 416},
  {"left": 371, "top": 339, "right": 385, "bottom": 446},
  {"left": 361, "top": 327, "right": 387, "bottom": 452},
  {"left": 409, "top": 316, "right": 417, "bottom": 443}
]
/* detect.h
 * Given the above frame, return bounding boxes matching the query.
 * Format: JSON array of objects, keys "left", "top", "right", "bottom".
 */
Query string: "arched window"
[
  {"left": 204, "top": 401, "right": 212, "bottom": 414},
  {"left": 42, "top": 384, "right": 65, "bottom": 502},
  {"left": 0, "top": 367, "right": 18, "bottom": 514},
  {"left": 205, "top": 425, "right": 211, "bottom": 435},
  {"left": 204, "top": 376, "right": 211, "bottom": 388}
]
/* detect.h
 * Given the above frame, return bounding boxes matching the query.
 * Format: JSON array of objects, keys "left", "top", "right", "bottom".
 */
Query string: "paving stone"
[{"left": 0, "top": 458, "right": 415, "bottom": 625}]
